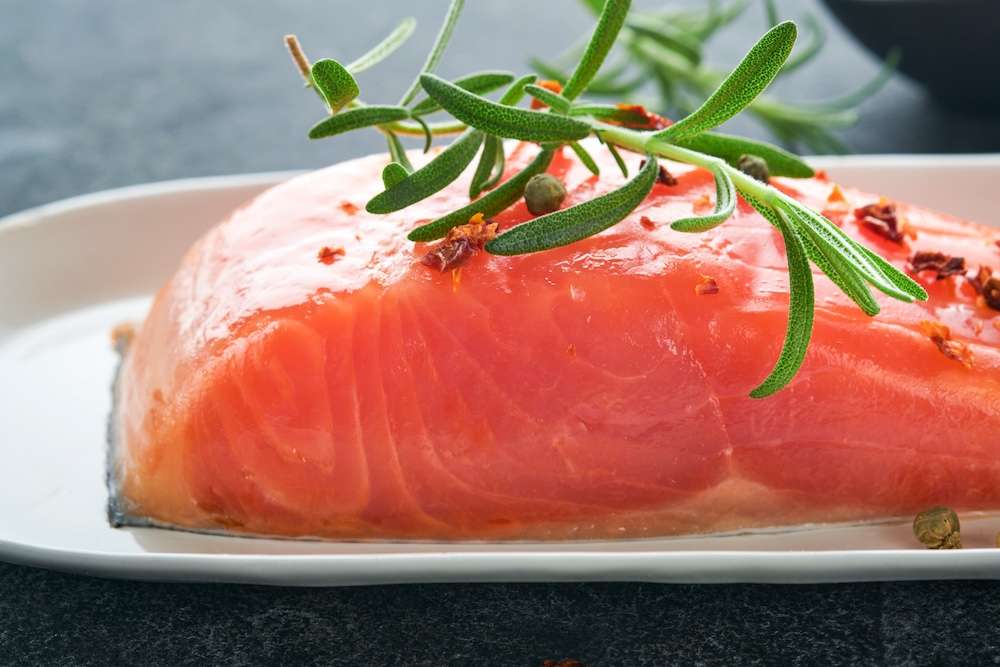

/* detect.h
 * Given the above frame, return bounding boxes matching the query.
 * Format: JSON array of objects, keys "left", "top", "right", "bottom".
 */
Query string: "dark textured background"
[{"left": 5, "top": 1, "right": 1000, "bottom": 665}]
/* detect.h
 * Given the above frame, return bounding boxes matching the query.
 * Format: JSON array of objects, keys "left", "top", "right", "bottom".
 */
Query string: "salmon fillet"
[{"left": 109, "top": 143, "right": 1000, "bottom": 540}]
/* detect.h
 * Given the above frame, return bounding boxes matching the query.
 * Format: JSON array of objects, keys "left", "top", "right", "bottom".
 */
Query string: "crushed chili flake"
[
  {"left": 814, "top": 169, "right": 829, "bottom": 181},
  {"left": 973, "top": 319, "right": 984, "bottom": 335},
  {"left": 854, "top": 200, "right": 908, "bottom": 243},
  {"left": 826, "top": 183, "right": 847, "bottom": 204},
  {"left": 451, "top": 267, "right": 462, "bottom": 292},
  {"left": 317, "top": 246, "right": 345, "bottom": 265},
  {"left": 567, "top": 343, "right": 576, "bottom": 358},
  {"left": 920, "top": 320, "right": 974, "bottom": 368},
  {"left": 693, "top": 193, "right": 713, "bottom": 214},
  {"left": 530, "top": 79, "right": 563, "bottom": 109},
  {"left": 639, "top": 215, "right": 656, "bottom": 231},
  {"left": 639, "top": 159, "right": 678, "bottom": 186},
  {"left": 110, "top": 322, "right": 136, "bottom": 350},
  {"left": 909, "top": 251, "right": 966, "bottom": 280},
  {"left": 421, "top": 213, "right": 498, "bottom": 273},
  {"left": 339, "top": 201, "right": 359, "bottom": 215},
  {"left": 695, "top": 275, "right": 720, "bottom": 296},
  {"left": 611, "top": 103, "right": 671, "bottom": 130},
  {"left": 967, "top": 266, "right": 1000, "bottom": 311}
]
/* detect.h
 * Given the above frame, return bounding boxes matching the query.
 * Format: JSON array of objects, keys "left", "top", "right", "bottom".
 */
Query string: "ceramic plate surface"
[{"left": 3, "top": 155, "right": 1000, "bottom": 586}]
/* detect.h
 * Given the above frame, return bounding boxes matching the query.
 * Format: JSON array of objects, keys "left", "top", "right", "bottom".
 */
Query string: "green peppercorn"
[
  {"left": 737, "top": 154, "right": 770, "bottom": 183},
  {"left": 524, "top": 174, "right": 567, "bottom": 216},
  {"left": 913, "top": 506, "right": 962, "bottom": 549}
]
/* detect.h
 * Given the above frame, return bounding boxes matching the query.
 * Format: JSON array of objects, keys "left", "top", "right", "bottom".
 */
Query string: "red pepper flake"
[
  {"left": 693, "top": 194, "right": 713, "bottom": 214},
  {"left": 530, "top": 80, "right": 563, "bottom": 109},
  {"left": 909, "top": 251, "right": 966, "bottom": 280},
  {"left": 639, "top": 159, "right": 677, "bottom": 186},
  {"left": 339, "top": 201, "right": 359, "bottom": 215},
  {"left": 611, "top": 103, "right": 671, "bottom": 130},
  {"left": 451, "top": 267, "right": 462, "bottom": 292},
  {"left": 695, "top": 275, "right": 720, "bottom": 296},
  {"left": 317, "top": 246, "right": 345, "bottom": 265},
  {"left": 639, "top": 215, "right": 656, "bottom": 231},
  {"left": 967, "top": 265, "right": 1000, "bottom": 311},
  {"left": 920, "top": 320, "right": 974, "bottom": 368},
  {"left": 826, "top": 184, "right": 848, "bottom": 207},
  {"left": 854, "top": 199, "right": 910, "bottom": 243},
  {"left": 421, "top": 213, "right": 498, "bottom": 273},
  {"left": 567, "top": 343, "right": 576, "bottom": 358},
  {"left": 814, "top": 169, "right": 829, "bottom": 181},
  {"left": 973, "top": 319, "right": 985, "bottom": 335}
]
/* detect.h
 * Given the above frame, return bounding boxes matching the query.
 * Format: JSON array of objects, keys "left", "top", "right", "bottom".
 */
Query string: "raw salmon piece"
[{"left": 108, "top": 142, "right": 1000, "bottom": 540}]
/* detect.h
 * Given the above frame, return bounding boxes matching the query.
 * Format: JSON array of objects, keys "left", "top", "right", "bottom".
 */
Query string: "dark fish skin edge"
[{"left": 105, "top": 337, "right": 150, "bottom": 529}]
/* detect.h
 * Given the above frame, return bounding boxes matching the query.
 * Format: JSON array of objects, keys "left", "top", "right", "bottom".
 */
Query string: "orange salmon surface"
[{"left": 109, "top": 143, "right": 1000, "bottom": 539}]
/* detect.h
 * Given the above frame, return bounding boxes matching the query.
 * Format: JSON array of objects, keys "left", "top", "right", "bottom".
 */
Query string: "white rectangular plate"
[{"left": 3, "top": 155, "right": 1000, "bottom": 586}]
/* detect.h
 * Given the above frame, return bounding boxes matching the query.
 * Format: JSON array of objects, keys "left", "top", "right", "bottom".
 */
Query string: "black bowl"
[{"left": 820, "top": 0, "right": 1000, "bottom": 112}]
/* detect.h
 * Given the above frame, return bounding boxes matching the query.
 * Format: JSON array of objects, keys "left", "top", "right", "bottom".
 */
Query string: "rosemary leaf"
[
  {"left": 382, "top": 162, "right": 409, "bottom": 189},
  {"left": 410, "top": 114, "right": 433, "bottom": 153},
  {"left": 469, "top": 135, "right": 504, "bottom": 199},
  {"left": 853, "top": 241, "right": 929, "bottom": 302},
  {"left": 524, "top": 85, "right": 571, "bottom": 114},
  {"left": 487, "top": 154, "right": 658, "bottom": 255},
  {"left": 569, "top": 141, "right": 600, "bottom": 176},
  {"left": 386, "top": 132, "right": 414, "bottom": 172},
  {"left": 805, "top": 48, "right": 901, "bottom": 112},
  {"left": 626, "top": 14, "right": 702, "bottom": 65},
  {"left": 366, "top": 129, "right": 484, "bottom": 214},
  {"left": 676, "top": 131, "right": 814, "bottom": 178},
  {"left": 408, "top": 148, "right": 555, "bottom": 242},
  {"left": 498, "top": 74, "right": 538, "bottom": 106},
  {"left": 743, "top": 191, "right": 879, "bottom": 316},
  {"left": 562, "top": 0, "right": 632, "bottom": 100},
  {"left": 308, "top": 105, "right": 410, "bottom": 139},
  {"left": 419, "top": 73, "right": 592, "bottom": 143},
  {"left": 670, "top": 163, "right": 735, "bottom": 232},
  {"left": 605, "top": 140, "right": 629, "bottom": 178},
  {"left": 655, "top": 21, "right": 797, "bottom": 143},
  {"left": 570, "top": 103, "right": 651, "bottom": 126},
  {"left": 750, "top": 210, "right": 814, "bottom": 398},
  {"left": 398, "top": 0, "right": 464, "bottom": 106},
  {"left": 346, "top": 17, "right": 416, "bottom": 74},
  {"left": 410, "top": 71, "right": 516, "bottom": 116},
  {"left": 309, "top": 59, "right": 360, "bottom": 113}
]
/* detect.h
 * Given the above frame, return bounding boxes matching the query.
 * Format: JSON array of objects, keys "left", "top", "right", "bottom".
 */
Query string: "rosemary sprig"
[
  {"left": 287, "top": 0, "right": 927, "bottom": 397},
  {"left": 533, "top": 0, "right": 899, "bottom": 153}
]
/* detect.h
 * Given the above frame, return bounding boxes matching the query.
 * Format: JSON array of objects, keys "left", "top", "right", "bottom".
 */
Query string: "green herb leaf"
[
  {"left": 743, "top": 191, "right": 879, "bottom": 316},
  {"left": 346, "top": 17, "right": 416, "bottom": 74},
  {"left": 626, "top": 14, "right": 702, "bottom": 65},
  {"left": 419, "top": 73, "right": 592, "bottom": 143},
  {"left": 523, "top": 84, "right": 571, "bottom": 113},
  {"left": 782, "top": 198, "right": 916, "bottom": 302},
  {"left": 498, "top": 74, "right": 538, "bottom": 106},
  {"left": 670, "top": 162, "right": 735, "bottom": 232},
  {"left": 676, "top": 131, "right": 814, "bottom": 178},
  {"left": 310, "top": 59, "right": 360, "bottom": 113},
  {"left": 750, "top": 209, "right": 814, "bottom": 398},
  {"left": 604, "top": 139, "right": 629, "bottom": 178},
  {"left": 852, "top": 240, "right": 929, "bottom": 302},
  {"left": 527, "top": 58, "right": 567, "bottom": 84},
  {"left": 410, "top": 71, "right": 516, "bottom": 116},
  {"left": 569, "top": 141, "right": 600, "bottom": 176},
  {"left": 469, "top": 135, "right": 505, "bottom": 198},
  {"left": 764, "top": 0, "right": 779, "bottom": 27},
  {"left": 382, "top": 162, "right": 409, "bottom": 189},
  {"left": 398, "top": 0, "right": 465, "bottom": 105},
  {"left": 309, "top": 105, "right": 410, "bottom": 139},
  {"left": 806, "top": 48, "right": 900, "bottom": 112},
  {"left": 655, "top": 21, "right": 797, "bottom": 143},
  {"left": 366, "top": 129, "right": 484, "bottom": 214},
  {"left": 562, "top": 0, "right": 632, "bottom": 100},
  {"left": 408, "top": 148, "right": 555, "bottom": 242},
  {"left": 410, "top": 114, "right": 434, "bottom": 153},
  {"left": 487, "top": 154, "right": 658, "bottom": 255},
  {"left": 386, "top": 132, "right": 414, "bottom": 172}
]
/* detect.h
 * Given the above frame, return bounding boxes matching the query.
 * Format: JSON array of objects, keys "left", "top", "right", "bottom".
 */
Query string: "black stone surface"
[{"left": 4, "top": 2, "right": 1000, "bottom": 665}]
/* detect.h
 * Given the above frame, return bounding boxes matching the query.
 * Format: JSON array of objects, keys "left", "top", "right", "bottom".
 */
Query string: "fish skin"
[{"left": 110, "top": 142, "right": 1000, "bottom": 540}]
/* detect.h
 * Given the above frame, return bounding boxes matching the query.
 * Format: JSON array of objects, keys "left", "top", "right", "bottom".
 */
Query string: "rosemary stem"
[
  {"left": 594, "top": 122, "right": 774, "bottom": 204},
  {"left": 284, "top": 35, "right": 313, "bottom": 84}
]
